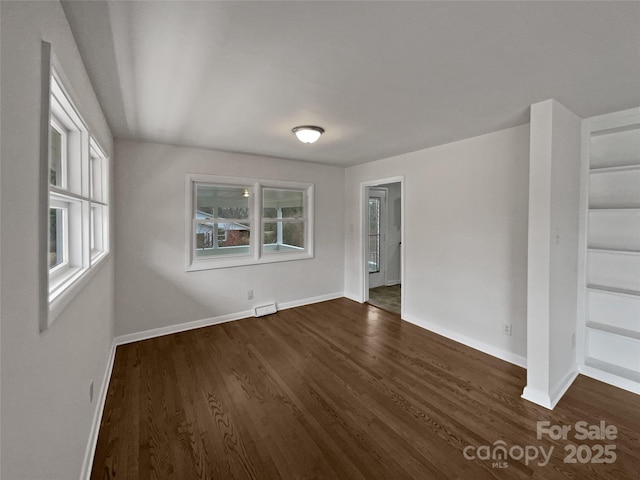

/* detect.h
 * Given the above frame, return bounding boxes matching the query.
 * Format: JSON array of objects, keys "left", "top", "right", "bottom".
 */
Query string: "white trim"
[
  {"left": 39, "top": 41, "right": 52, "bottom": 332},
  {"left": 549, "top": 368, "right": 579, "bottom": 408},
  {"left": 521, "top": 386, "right": 553, "bottom": 410},
  {"left": 115, "top": 309, "right": 253, "bottom": 346},
  {"left": 579, "top": 363, "right": 640, "bottom": 395},
  {"left": 402, "top": 312, "right": 527, "bottom": 368},
  {"left": 344, "top": 291, "right": 361, "bottom": 303},
  {"left": 385, "top": 280, "right": 401, "bottom": 287},
  {"left": 115, "top": 292, "right": 346, "bottom": 346},
  {"left": 359, "top": 176, "right": 405, "bottom": 318},
  {"left": 588, "top": 106, "right": 640, "bottom": 133},
  {"left": 367, "top": 187, "right": 388, "bottom": 288},
  {"left": 276, "top": 292, "right": 343, "bottom": 311},
  {"left": 79, "top": 339, "right": 117, "bottom": 480}
]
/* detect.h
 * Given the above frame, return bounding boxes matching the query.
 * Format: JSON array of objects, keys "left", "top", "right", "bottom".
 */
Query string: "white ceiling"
[{"left": 61, "top": 1, "right": 640, "bottom": 167}]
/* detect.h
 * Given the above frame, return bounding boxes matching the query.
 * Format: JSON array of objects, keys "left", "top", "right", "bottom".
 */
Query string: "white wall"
[
  {"left": 524, "top": 99, "right": 581, "bottom": 408},
  {"left": 1, "top": 1, "right": 114, "bottom": 479},
  {"left": 377, "top": 182, "right": 402, "bottom": 285},
  {"left": 345, "top": 125, "right": 530, "bottom": 365},
  {"left": 114, "top": 140, "right": 345, "bottom": 337}
]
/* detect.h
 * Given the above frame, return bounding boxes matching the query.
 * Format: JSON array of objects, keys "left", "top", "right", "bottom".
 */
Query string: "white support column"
[{"left": 523, "top": 99, "right": 582, "bottom": 409}]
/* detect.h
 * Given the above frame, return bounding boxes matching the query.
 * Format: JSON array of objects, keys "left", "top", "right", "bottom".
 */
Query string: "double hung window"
[
  {"left": 186, "top": 175, "right": 313, "bottom": 271},
  {"left": 47, "top": 69, "right": 109, "bottom": 322}
]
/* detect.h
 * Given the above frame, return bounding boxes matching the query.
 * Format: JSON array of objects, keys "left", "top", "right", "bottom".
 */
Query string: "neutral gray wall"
[
  {"left": 114, "top": 139, "right": 345, "bottom": 337},
  {"left": 345, "top": 125, "right": 530, "bottom": 362},
  {"left": 1, "top": 1, "right": 114, "bottom": 479}
]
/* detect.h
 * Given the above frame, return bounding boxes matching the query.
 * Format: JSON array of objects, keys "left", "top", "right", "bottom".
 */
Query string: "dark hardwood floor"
[{"left": 92, "top": 298, "right": 640, "bottom": 479}]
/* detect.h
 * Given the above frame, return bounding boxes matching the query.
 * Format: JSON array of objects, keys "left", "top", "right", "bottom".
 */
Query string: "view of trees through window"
[{"left": 190, "top": 178, "right": 313, "bottom": 269}]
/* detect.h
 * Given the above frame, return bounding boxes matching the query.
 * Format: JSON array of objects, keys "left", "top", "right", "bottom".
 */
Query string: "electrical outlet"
[
  {"left": 571, "top": 333, "right": 576, "bottom": 348},
  {"left": 89, "top": 381, "right": 94, "bottom": 403},
  {"left": 503, "top": 324, "right": 512, "bottom": 336},
  {"left": 247, "top": 290, "right": 253, "bottom": 300}
]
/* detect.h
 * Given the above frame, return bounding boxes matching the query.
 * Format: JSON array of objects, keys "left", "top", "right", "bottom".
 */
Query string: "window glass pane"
[
  {"left": 263, "top": 189, "right": 304, "bottom": 219},
  {"left": 283, "top": 221, "right": 305, "bottom": 248},
  {"left": 90, "top": 205, "right": 106, "bottom": 260},
  {"left": 368, "top": 198, "right": 380, "bottom": 273},
  {"left": 195, "top": 221, "right": 251, "bottom": 257},
  {"left": 262, "top": 189, "right": 306, "bottom": 254},
  {"left": 263, "top": 221, "right": 304, "bottom": 251},
  {"left": 263, "top": 207, "right": 278, "bottom": 219},
  {"left": 282, "top": 206, "right": 303, "bottom": 219},
  {"left": 49, "top": 208, "right": 64, "bottom": 269},
  {"left": 91, "top": 155, "right": 103, "bottom": 201},
  {"left": 263, "top": 222, "right": 277, "bottom": 244},
  {"left": 196, "top": 184, "right": 250, "bottom": 219},
  {"left": 50, "top": 126, "right": 62, "bottom": 187},
  {"left": 90, "top": 207, "right": 95, "bottom": 250}
]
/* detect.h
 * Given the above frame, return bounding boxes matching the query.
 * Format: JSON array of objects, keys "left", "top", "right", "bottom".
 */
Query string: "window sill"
[
  {"left": 186, "top": 251, "right": 313, "bottom": 272},
  {"left": 46, "top": 252, "right": 111, "bottom": 329}
]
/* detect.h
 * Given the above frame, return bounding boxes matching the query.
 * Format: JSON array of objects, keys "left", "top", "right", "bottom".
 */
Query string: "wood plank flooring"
[{"left": 92, "top": 298, "right": 640, "bottom": 479}]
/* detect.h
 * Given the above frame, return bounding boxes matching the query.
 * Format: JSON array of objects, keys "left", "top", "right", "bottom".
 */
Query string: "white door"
[{"left": 368, "top": 188, "right": 387, "bottom": 288}]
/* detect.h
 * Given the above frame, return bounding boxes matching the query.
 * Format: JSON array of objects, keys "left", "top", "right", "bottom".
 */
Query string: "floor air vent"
[{"left": 254, "top": 303, "right": 277, "bottom": 317}]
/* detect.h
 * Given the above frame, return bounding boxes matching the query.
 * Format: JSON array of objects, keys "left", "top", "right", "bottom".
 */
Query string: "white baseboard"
[
  {"left": 79, "top": 339, "right": 117, "bottom": 480},
  {"left": 521, "top": 367, "right": 578, "bottom": 410},
  {"left": 277, "top": 292, "right": 343, "bottom": 311},
  {"left": 385, "top": 279, "right": 401, "bottom": 286},
  {"left": 343, "top": 291, "right": 362, "bottom": 303},
  {"left": 549, "top": 367, "right": 579, "bottom": 407},
  {"left": 521, "top": 386, "right": 553, "bottom": 410},
  {"left": 115, "top": 292, "right": 345, "bottom": 346},
  {"left": 402, "top": 312, "right": 527, "bottom": 368},
  {"left": 115, "top": 309, "right": 254, "bottom": 346},
  {"left": 579, "top": 364, "right": 640, "bottom": 395}
]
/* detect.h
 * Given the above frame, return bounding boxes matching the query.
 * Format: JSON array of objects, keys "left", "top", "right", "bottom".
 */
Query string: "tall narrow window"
[{"left": 47, "top": 68, "right": 110, "bottom": 324}]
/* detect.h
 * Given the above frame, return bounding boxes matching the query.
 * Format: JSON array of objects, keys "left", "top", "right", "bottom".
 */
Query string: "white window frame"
[
  {"left": 44, "top": 65, "right": 110, "bottom": 328},
  {"left": 89, "top": 139, "right": 109, "bottom": 264},
  {"left": 262, "top": 187, "right": 308, "bottom": 254},
  {"left": 49, "top": 117, "right": 67, "bottom": 189},
  {"left": 48, "top": 199, "right": 69, "bottom": 273},
  {"left": 185, "top": 174, "right": 314, "bottom": 271}
]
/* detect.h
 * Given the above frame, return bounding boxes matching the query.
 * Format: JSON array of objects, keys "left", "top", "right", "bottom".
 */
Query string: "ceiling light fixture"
[
  {"left": 243, "top": 188, "right": 250, "bottom": 198},
  {"left": 292, "top": 125, "right": 324, "bottom": 144}
]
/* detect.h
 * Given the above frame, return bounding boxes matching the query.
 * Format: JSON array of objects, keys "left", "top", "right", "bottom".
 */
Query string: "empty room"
[{"left": 2, "top": 1, "right": 640, "bottom": 479}]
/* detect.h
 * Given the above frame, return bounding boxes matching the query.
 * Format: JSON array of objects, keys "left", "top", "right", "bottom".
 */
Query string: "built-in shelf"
[
  {"left": 587, "top": 322, "right": 640, "bottom": 340},
  {"left": 587, "top": 247, "right": 640, "bottom": 255},
  {"left": 584, "top": 357, "right": 640, "bottom": 383},
  {"left": 583, "top": 109, "right": 640, "bottom": 393},
  {"left": 590, "top": 163, "right": 640, "bottom": 174},
  {"left": 587, "top": 284, "right": 640, "bottom": 298}
]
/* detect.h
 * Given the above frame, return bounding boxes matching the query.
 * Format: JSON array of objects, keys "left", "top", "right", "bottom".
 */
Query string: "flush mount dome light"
[{"left": 292, "top": 125, "right": 324, "bottom": 144}]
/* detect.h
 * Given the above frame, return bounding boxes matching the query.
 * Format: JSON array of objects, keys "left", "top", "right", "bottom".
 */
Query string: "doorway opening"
[{"left": 363, "top": 179, "right": 403, "bottom": 315}]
